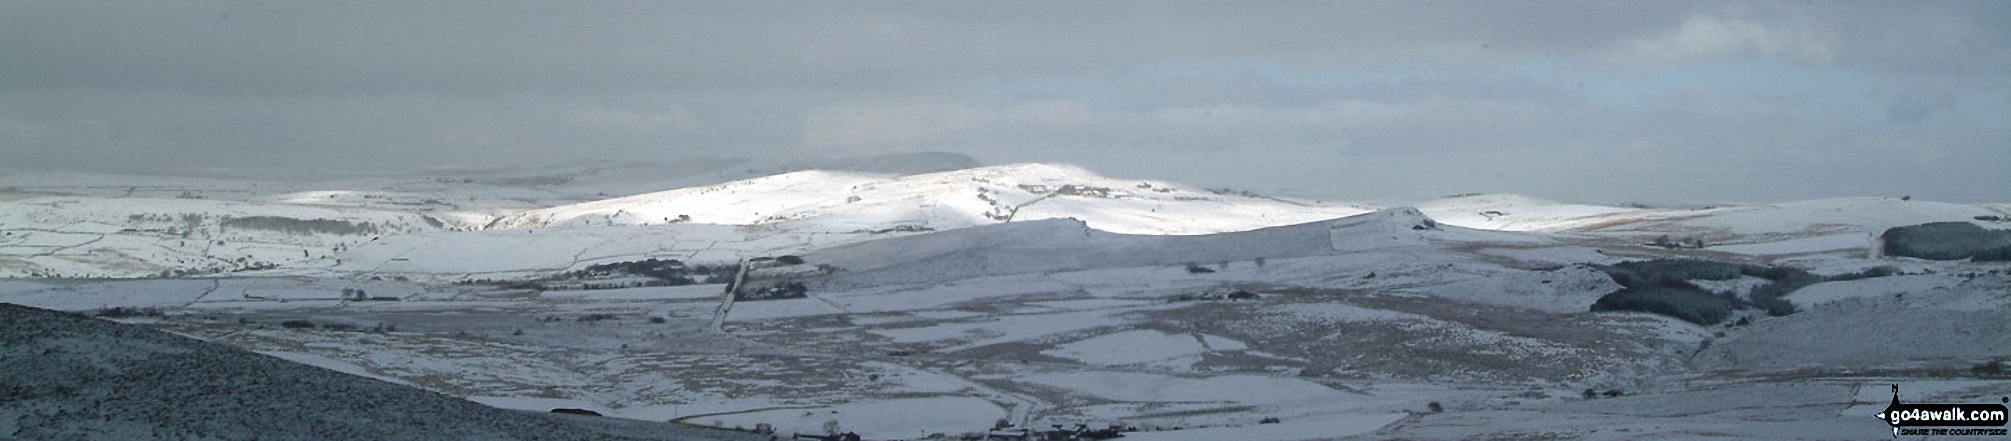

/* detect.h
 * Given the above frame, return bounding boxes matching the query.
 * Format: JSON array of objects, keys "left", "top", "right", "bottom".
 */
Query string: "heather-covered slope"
[{"left": 0, "top": 303, "right": 763, "bottom": 441}]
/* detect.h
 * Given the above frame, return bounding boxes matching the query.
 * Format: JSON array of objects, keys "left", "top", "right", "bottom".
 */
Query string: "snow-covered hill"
[
  {"left": 0, "top": 195, "right": 447, "bottom": 278},
  {"left": 4, "top": 159, "right": 2008, "bottom": 440},
  {"left": 491, "top": 163, "right": 1373, "bottom": 235},
  {"left": 800, "top": 207, "right": 1540, "bottom": 289},
  {"left": 7, "top": 158, "right": 2003, "bottom": 280},
  {"left": 1417, "top": 193, "right": 2011, "bottom": 259}
]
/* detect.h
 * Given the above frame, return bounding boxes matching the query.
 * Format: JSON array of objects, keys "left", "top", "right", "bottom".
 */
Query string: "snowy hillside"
[
  {"left": 7, "top": 159, "right": 2002, "bottom": 280},
  {"left": 0, "top": 195, "right": 446, "bottom": 278},
  {"left": 1416, "top": 194, "right": 1654, "bottom": 232},
  {"left": 492, "top": 163, "right": 1372, "bottom": 235},
  {"left": 0, "top": 153, "right": 992, "bottom": 279},
  {"left": 799, "top": 207, "right": 1546, "bottom": 290},
  {"left": 1418, "top": 194, "right": 2011, "bottom": 260},
  {"left": 3, "top": 161, "right": 2009, "bottom": 440}
]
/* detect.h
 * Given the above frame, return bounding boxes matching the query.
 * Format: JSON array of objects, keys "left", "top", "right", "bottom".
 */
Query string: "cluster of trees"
[
  {"left": 1204, "top": 187, "right": 1267, "bottom": 198},
  {"left": 273, "top": 319, "right": 396, "bottom": 332},
  {"left": 856, "top": 225, "right": 934, "bottom": 234},
  {"left": 1591, "top": 284, "right": 1734, "bottom": 325},
  {"left": 736, "top": 282, "right": 807, "bottom": 301},
  {"left": 538, "top": 280, "right": 684, "bottom": 291},
  {"left": 1975, "top": 359, "right": 2009, "bottom": 378},
  {"left": 1648, "top": 234, "right": 1706, "bottom": 249},
  {"left": 126, "top": 213, "right": 207, "bottom": 227},
  {"left": 1051, "top": 184, "right": 1118, "bottom": 198},
  {"left": 92, "top": 307, "right": 164, "bottom": 318},
  {"left": 1581, "top": 388, "right": 1626, "bottom": 399},
  {"left": 220, "top": 216, "right": 379, "bottom": 236},
  {"left": 750, "top": 255, "right": 805, "bottom": 265},
  {"left": 154, "top": 260, "right": 281, "bottom": 278},
  {"left": 126, "top": 213, "right": 206, "bottom": 238},
  {"left": 547, "top": 258, "right": 739, "bottom": 287},
  {"left": 1169, "top": 290, "right": 1261, "bottom": 302},
  {"left": 1133, "top": 182, "right": 1176, "bottom": 193},
  {"left": 1589, "top": 259, "right": 1878, "bottom": 325},
  {"left": 575, "top": 313, "right": 619, "bottom": 322},
  {"left": 1881, "top": 222, "right": 2011, "bottom": 261},
  {"left": 340, "top": 288, "right": 397, "bottom": 301}
]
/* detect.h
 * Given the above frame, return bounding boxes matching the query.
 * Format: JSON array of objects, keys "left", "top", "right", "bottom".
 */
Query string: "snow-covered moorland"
[{"left": 4, "top": 156, "right": 2009, "bottom": 440}]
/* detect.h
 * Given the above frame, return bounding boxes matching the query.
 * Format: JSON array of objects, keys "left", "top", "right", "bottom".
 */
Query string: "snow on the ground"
[
  {"left": 490, "top": 170, "right": 893, "bottom": 229},
  {"left": 1028, "top": 298, "right": 1158, "bottom": 310},
  {"left": 1416, "top": 194, "right": 1654, "bottom": 232},
  {"left": 1040, "top": 330, "right": 1243, "bottom": 367},
  {"left": 812, "top": 276, "right": 1085, "bottom": 314},
  {"left": 1688, "top": 275, "right": 1774, "bottom": 296},
  {"left": 0, "top": 279, "right": 219, "bottom": 310},
  {"left": 7, "top": 162, "right": 2011, "bottom": 440},
  {"left": 705, "top": 397, "right": 1005, "bottom": 439},
  {"left": 1198, "top": 333, "right": 1249, "bottom": 351},
  {"left": 1709, "top": 232, "right": 1873, "bottom": 256},
  {"left": 1787, "top": 274, "right": 1964, "bottom": 308},
  {"left": 0, "top": 278, "right": 53, "bottom": 293},
  {"left": 719, "top": 297, "right": 850, "bottom": 321},
  {"left": 1473, "top": 246, "right": 1616, "bottom": 266},
  {"left": 318, "top": 223, "right": 876, "bottom": 281},
  {"left": 1699, "top": 277, "right": 2011, "bottom": 370},
  {"left": 537, "top": 284, "right": 726, "bottom": 301},
  {"left": 868, "top": 308, "right": 1144, "bottom": 351},
  {"left": 1015, "top": 371, "right": 1356, "bottom": 406},
  {"left": 491, "top": 163, "right": 1371, "bottom": 236},
  {"left": 1121, "top": 412, "right": 1405, "bottom": 441},
  {"left": 1405, "top": 264, "right": 1619, "bottom": 313},
  {"left": 0, "top": 194, "right": 445, "bottom": 278},
  {"left": 1326, "top": 208, "right": 1442, "bottom": 252},
  {"left": 807, "top": 207, "right": 1550, "bottom": 298},
  {"left": 1590, "top": 197, "right": 1997, "bottom": 243},
  {"left": 1266, "top": 302, "right": 1433, "bottom": 323}
]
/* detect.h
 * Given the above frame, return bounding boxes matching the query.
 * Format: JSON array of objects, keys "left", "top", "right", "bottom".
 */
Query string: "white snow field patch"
[
  {"left": 1041, "top": 330, "right": 1245, "bottom": 366},
  {"left": 1417, "top": 193, "right": 1653, "bottom": 232},
  {"left": 1014, "top": 371, "right": 1355, "bottom": 405},
  {"left": 492, "top": 163, "right": 1371, "bottom": 235},
  {"left": 1709, "top": 232, "right": 1872, "bottom": 256},
  {"left": 1787, "top": 274, "right": 1964, "bottom": 308}
]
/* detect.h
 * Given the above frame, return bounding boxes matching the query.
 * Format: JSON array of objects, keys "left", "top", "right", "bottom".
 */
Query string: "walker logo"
[{"left": 1875, "top": 385, "right": 2010, "bottom": 437}]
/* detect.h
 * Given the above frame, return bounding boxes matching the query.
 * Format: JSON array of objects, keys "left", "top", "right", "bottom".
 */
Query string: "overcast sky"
[{"left": 2, "top": 1, "right": 2006, "bottom": 203}]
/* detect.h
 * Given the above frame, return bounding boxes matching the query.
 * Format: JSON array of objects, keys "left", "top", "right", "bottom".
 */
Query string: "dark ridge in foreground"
[{"left": 0, "top": 303, "right": 764, "bottom": 441}]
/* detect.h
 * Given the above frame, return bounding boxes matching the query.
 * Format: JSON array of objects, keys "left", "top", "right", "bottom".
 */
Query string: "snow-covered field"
[{"left": 3, "top": 158, "right": 2007, "bottom": 440}]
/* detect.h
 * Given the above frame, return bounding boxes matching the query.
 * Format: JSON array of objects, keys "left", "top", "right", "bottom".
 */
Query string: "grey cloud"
[
  {"left": 0, "top": 1, "right": 1744, "bottom": 96},
  {"left": 1, "top": 1, "right": 2007, "bottom": 203},
  {"left": 1886, "top": 88, "right": 1960, "bottom": 124}
]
